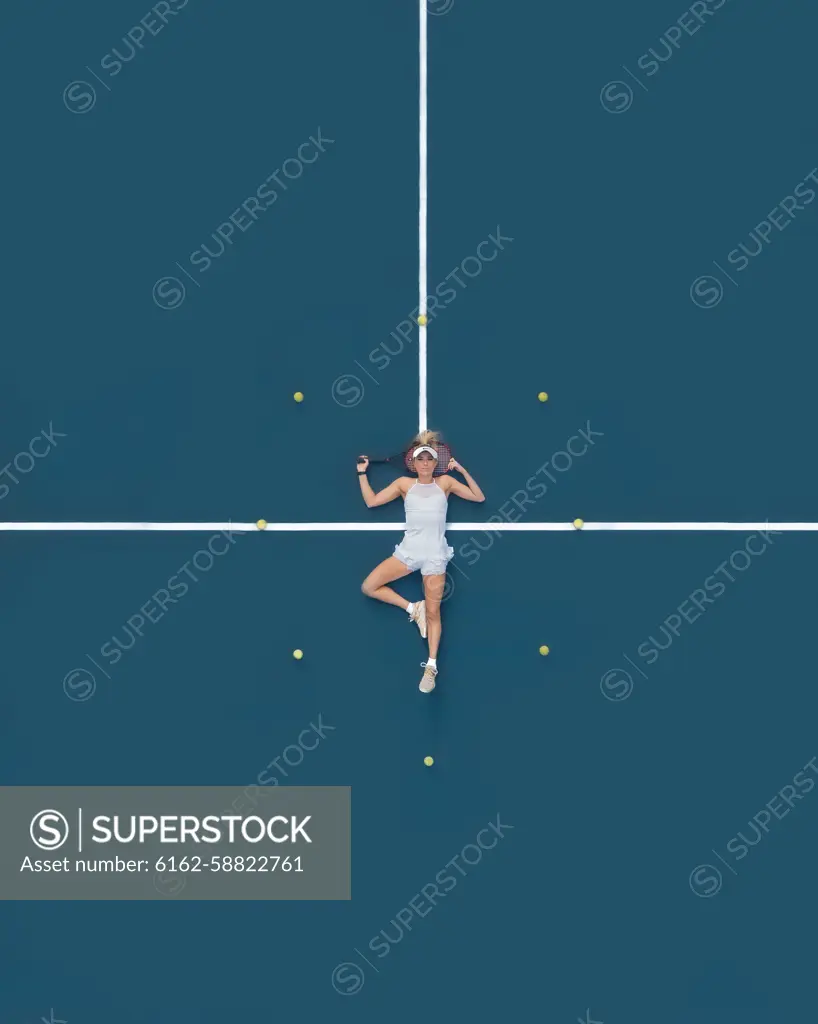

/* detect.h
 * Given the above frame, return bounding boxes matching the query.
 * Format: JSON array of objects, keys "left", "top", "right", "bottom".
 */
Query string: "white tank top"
[{"left": 403, "top": 482, "right": 448, "bottom": 542}]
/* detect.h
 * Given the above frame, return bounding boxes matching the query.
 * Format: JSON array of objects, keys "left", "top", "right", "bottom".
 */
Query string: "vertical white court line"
[{"left": 418, "top": 0, "right": 428, "bottom": 432}]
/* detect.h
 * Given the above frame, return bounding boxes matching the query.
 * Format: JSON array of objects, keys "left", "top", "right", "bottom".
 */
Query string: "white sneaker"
[
  {"left": 419, "top": 661, "right": 437, "bottom": 693},
  {"left": 409, "top": 600, "right": 427, "bottom": 638}
]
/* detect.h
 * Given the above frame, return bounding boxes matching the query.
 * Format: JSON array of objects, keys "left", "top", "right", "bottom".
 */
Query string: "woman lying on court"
[{"left": 357, "top": 431, "right": 485, "bottom": 693}]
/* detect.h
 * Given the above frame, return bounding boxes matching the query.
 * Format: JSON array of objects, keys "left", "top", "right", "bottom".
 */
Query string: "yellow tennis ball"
[
  {"left": 293, "top": 392, "right": 304, "bottom": 403},
  {"left": 293, "top": 649, "right": 303, "bottom": 660},
  {"left": 573, "top": 519, "right": 584, "bottom": 530},
  {"left": 424, "top": 756, "right": 434, "bottom": 766},
  {"left": 538, "top": 392, "right": 548, "bottom": 402},
  {"left": 539, "top": 645, "right": 550, "bottom": 656},
  {"left": 417, "top": 315, "right": 428, "bottom": 326},
  {"left": 256, "top": 519, "right": 267, "bottom": 530}
]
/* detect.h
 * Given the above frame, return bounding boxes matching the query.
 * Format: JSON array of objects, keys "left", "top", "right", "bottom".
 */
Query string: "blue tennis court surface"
[{"left": 4, "top": 1, "right": 818, "bottom": 1022}]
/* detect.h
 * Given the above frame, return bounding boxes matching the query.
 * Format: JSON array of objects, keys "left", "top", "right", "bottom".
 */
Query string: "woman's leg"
[
  {"left": 422, "top": 573, "right": 446, "bottom": 659},
  {"left": 361, "top": 556, "right": 414, "bottom": 609}
]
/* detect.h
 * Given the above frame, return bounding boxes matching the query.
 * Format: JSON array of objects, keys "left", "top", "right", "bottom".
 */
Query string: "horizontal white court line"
[{"left": 0, "top": 522, "right": 813, "bottom": 532}]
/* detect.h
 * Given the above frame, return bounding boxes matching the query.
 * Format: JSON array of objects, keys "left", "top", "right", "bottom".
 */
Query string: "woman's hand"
[
  {"left": 448, "top": 458, "right": 462, "bottom": 473},
  {"left": 357, "top": 456, "right": 369, "bottom": 473}
]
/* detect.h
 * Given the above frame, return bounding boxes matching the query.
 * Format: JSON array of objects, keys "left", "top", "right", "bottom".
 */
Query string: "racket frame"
[{"left": 358, "top": 442, "right": 453, "bottom": 477}]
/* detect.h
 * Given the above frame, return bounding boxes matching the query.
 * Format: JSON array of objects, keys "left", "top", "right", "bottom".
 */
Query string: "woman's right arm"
[{"left": 358, "top": 458, "right": 404, "bottom": 508}]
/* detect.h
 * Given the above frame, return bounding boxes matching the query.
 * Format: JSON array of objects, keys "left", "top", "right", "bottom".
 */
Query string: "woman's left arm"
[{"left": 444, "top": 460, "right": 485, "bottom": 502}]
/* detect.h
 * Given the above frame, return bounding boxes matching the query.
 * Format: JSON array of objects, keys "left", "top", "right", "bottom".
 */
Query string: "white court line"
[
  {"left": 418, "top": 0, "right": 428, "bottom": 432},
  {"left": 0, "top": 523, "right": 814, "bottom": 532}
]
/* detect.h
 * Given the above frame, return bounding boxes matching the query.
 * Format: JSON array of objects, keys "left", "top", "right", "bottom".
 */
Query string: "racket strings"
[{"left": 403, "top": 442, "right": 452, "bottom": 476}]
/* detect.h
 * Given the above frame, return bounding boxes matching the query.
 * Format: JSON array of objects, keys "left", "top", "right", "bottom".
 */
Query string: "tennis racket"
[{"left": 358, "top": 440, "right": 454, "bottom": 477}]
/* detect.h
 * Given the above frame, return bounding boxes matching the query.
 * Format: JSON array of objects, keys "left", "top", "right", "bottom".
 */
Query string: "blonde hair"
[{"left": 409, "top": 429, "right": 441, "bottom": 456}]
